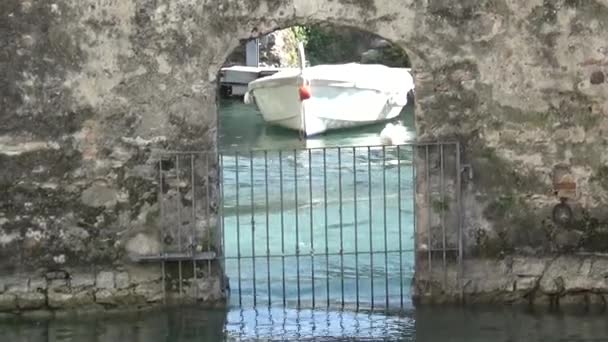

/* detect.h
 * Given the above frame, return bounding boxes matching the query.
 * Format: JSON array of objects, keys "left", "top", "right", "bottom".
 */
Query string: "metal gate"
[
  {"left": 147, "top": 142, "right": 462, "bottom": 311},
  {"left": 219, "top": 142, "right": 462, "bottom": 311}
]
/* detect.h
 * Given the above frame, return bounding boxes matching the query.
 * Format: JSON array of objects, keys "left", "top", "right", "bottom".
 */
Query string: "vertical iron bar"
[
  {"left": 456, "top": 142, "right": 463, "bottom": 301},
  {"left": 191, "top": 154, "right": 197, "bottom": 299},
  {"left": 161, "top": 261, "right": 166, "bottom": 303},
  {"left": 250, "top": 151, "right": 257, "bottom": 306},
  {"left": 338, "top": 147, "right": 344, "bottom": 308},
  {"left": 440, "top": 144, "right": 447, "bottom": 288},
  {"left": 265, "top": 151, "right": 271, "bottom": 306},
  {"left": 220, "top": 154, "right": 225, "bottom": 257},
  {"left": 397, "top": 146, "right": 403, "bottom": 310},
  {"left": 425, "top": 146, "right": 432, "bottom": 287},
  {"left": 383, "top": 146, "right": 389, "bottom": 309},
  {"left": 220, "top": 153, "right": 226, "bottom": 296},
  {"left": 412, "top": 145, "right": 417, "bottom": 262},
  {"left": 206, "top": 153, "right": 212, "bottom": 276},
  {"left": 236, "top": 153, "right": 242, "bottom": 306},
  {"left": 367, "top": 146, "right": 374, "bottom": 309},
  {"left": 323, "top": 148, "right": 330, "bottom": 308},
  {"left": 159, "top": 158, "right": 166, "bottom": 302},
  {"left": 309, "top": 149, "right": 315, "bottom": 308},
  {"left": 294, "top": 149, "right": 301, "bottom": 308},
  {"left": 176, "top": 155, "right": 183, "bottom": 296},
  {"left": 279, "top": 151, "right": 286, "bottom": 307},
  {"left": 353, "top": 147, "right": 359, "bottom": 310}
]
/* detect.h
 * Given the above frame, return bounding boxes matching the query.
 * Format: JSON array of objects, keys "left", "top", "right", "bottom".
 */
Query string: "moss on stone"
[
  {"left": 470, "top": 227, "right": 514, "bottom": 258},
  {"left": 473, "top": 146, "right": 546, "bottom": 196},
  {"left": 431, "top": 197, "right": 451, "bottom": 214},
  {"left": 337, "top": 0, "right": 377, "bottom": 14},
  {"left": 590, "top": 165, "right": 608, "bottom": 191}
]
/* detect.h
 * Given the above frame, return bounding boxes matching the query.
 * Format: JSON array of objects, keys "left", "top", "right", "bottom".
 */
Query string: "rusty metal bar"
[
  {"left": 456, "top": 142, "right": 463, "bottom": 300},
  {"left": 279, "top": 150, "right": 286, "bottom": 307},
  {"left": 294, "top": 149, "right": 301, "bottom": 308},
  {"left": 191, "top": 154, "right": 197, "bottom": 299},
  {"left": 205, "top": 153, "right": 212, "bottom": 276},
  {"left": 382, "top": 146, "right": 389, "bottom": 309},
  {"left": 308, "top": 149, "right": 315, "bottom": 308},
  {"left": 367, "top": 146, "right": 374, "bottom": 309},
  {"left": 235, "top": 152, "right": 242, "bottom": 306},
  {"left": 338, "top": 147, "right": 344, "bottom": 308},
  {"left": 220, "top": 154, "right": 225, "bottom": 258},
  {"left": 353, "top": 146, "right": 359, "bottom": 310},
  {"left": 323, "top": 148, "right": 330, "bottom": 308},
  {"left": 219, "top": 153, "right": 226, "bottom": 297},
  {"left": 426, "top": 145, "right": 432, "bottom": 291},
  {"left": 250, "top": 151, "right": 257, "bottom": 306},
  {"left": 158, "top": 158, "right": 166, "bottom": 303},
  {"left": 176, "top": 155, "right": 183, "bottom": 297},
  {"left": 440, "top": 144, "right": 447, "bottom": 288},
  {"left": 264, "top": 150, "right": 271, "bottom": 306},
  {"left": 397, "top": 145, "right": 403, "bottom": 310}
]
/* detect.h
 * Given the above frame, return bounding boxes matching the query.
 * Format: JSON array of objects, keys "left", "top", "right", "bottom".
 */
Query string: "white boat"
[{"left": 244, "top": 43, "right": 415, "bottom": 137}]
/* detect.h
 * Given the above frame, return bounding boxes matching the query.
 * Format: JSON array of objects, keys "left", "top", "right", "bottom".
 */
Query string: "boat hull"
[{"left": 247, "top": 64, "right": 413, "bottom": 136}]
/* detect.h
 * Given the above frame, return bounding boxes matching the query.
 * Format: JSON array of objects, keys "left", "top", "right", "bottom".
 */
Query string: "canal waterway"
[{"left": 4, "top": 305, "right": 608, "bottom": 341}]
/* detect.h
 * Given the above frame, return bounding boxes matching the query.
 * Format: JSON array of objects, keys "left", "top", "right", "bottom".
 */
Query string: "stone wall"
[
  {"left": 0, "top": 267, "right": 224, "bottom": 313},
  {"left": 1, "top": 0, "right": 607, "bottom": 312}
]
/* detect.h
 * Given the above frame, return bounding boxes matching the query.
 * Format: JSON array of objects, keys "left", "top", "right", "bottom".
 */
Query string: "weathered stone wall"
[{"left": 1, "top": 0, "right": 607, "bottom": 312}]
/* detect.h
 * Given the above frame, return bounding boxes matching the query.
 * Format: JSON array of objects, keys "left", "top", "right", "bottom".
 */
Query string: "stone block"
[
  {"left": 134, "top": 282, "right": 163, "bottom": 303},
  {"left": 514, "top": 276, "right": 539, "bottom": 292},
  {"left": 16, "top": 292, "right": 46, "bottom": 310},
  {"left": 96, "top": 271, "right": 115, "bottom": 289},
  {"left": 512, "top": 257, "right": 547, "bottom": 277},
  {"left": 45, "top": 271, "right": 68, "bottom": 280},
  {"left": 95, "top": 289, "right": 137, "bottom": 306},
  {"left": 126, "top": 233, "right": 161, "bottom": 256},
  {"left": 30, "top": 278, "right": 47, "bottom": 291},
  {"left": 190, "top": 277, "right": 224, "bottom": 302},
  {"left": 81, "top": 183, "right": 119, "bottom": 208},
  {"left": 0, "top": 293, "right": 17, "bottom": 311},
  {"left": 5, "top": 277, "right": 29, "bottom": 293},
  {"left": 70, "top": 274, "right": 95, "bottom": 288},
  {"left": 127, "top": 265, "right": 162, "bottom": 284},
  {"left": 94, "top": 289, "right": 115, "bottom": 305},
  {"left": 115, "top": 272, "right": 130, "bottom": 289},
  {"left": 48, "top": 290, "right": 94, "bottom": 309},
  {"left": 48, "top": 279, "right": 68, "bottom": 291},
  {"left": 539, "top": 256, "right": 585, "bottom": 294}
]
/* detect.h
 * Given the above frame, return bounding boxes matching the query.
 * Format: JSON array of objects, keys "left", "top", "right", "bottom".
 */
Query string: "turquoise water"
[
  {"left": 218, "top": 98, "right": 417, "bottom": 338},
  {"left": 219, "top": 99, "right": 416, "bottom": 310}
]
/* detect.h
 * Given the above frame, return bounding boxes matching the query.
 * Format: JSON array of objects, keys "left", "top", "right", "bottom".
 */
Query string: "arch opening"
[
  {"left": 218, "top": 24, "right": 416, "bottom": 150},
  {"left": 214, "top": 23, "right": 425, "bottom": 340}
]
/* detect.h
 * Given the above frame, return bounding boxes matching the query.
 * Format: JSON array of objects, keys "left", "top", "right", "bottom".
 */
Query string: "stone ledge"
[
  {"left": 414, "top": 254, "right": 608, "bottom": 309},
  {"left": 0, "top": 268, "right": 227, "bottom": 313}
]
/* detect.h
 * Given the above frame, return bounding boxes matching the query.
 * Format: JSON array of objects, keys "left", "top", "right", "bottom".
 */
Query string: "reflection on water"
[{"left": 4, "top": 306, "right": 608, "bottom": 341}]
